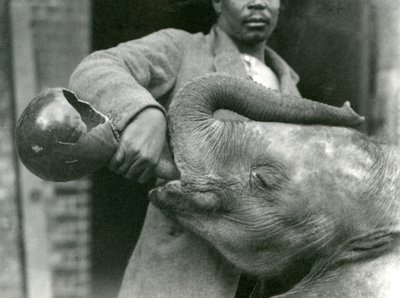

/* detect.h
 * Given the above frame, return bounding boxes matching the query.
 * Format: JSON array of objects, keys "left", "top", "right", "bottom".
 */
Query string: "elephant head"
[{"left": 150, "top": 74, "right": 400, "bottom": 294}]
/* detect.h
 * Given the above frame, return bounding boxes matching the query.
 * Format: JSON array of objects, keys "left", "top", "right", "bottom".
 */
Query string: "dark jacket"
[{"left": 69, "top": 25, "right": 300, "bottom": 298}]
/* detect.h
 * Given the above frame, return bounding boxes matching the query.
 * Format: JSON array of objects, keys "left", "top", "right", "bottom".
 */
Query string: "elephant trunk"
[{"left": 169, "top": 74, "right": 363, "bottom": 129}]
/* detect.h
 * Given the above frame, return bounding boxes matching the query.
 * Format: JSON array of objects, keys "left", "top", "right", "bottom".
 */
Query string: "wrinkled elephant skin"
[{"left": 149, "top": 74, "right": 400, "bottom": 297}]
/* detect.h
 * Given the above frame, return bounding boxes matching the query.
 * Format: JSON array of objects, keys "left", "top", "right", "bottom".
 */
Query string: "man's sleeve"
[{"left": 69, "top": 29, "right": 184, "bottom": 132}]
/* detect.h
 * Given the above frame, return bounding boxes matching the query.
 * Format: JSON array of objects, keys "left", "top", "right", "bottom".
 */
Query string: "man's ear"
[{"left": 212, "top": 0, "right": 222, "bottom": 14}]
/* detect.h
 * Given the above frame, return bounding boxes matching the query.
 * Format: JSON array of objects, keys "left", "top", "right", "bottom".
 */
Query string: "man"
[{"left": 69, "top": 0, "right": 299, "bottom": 296}]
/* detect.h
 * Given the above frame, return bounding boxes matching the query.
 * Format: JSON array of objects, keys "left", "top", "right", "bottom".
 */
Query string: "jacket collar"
[{"left": 210, "top": 25, "right": 300, "bottom": 95}]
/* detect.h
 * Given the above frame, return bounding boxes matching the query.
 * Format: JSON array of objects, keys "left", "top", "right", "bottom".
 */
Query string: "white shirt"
[{"left": 241, "top": 53, "right": 280, "bottom": 92}]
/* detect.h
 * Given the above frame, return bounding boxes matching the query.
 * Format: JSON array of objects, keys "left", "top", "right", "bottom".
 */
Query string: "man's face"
[{"left": 213, "top": 0, "right": 280, "bottom": 45}]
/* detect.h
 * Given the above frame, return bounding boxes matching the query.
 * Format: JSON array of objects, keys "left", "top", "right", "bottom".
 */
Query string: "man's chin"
[{"left": 241, "top": 32, "right": 271, "bottom": 45}]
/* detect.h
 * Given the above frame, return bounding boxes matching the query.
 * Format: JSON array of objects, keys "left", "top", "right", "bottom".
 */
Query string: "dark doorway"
[
  {"left": 272, "top": 0, "right": 374, "bottom": 122},
  {"left": 90, "top": 1, "right": 373, "bottom": 297}
]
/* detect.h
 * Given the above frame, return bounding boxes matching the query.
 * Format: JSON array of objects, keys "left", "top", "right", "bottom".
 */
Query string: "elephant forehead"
[
  {"left": 248, "top": 123, "right": 374, "bottom": 173},
  {"left": 292, "top": 142, "right": 372, "bottom": 182}
]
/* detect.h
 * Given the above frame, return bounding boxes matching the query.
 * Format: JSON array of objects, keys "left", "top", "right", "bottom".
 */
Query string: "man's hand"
[{"left": 109, "top": 108, "right": 167, "bottom": 183}]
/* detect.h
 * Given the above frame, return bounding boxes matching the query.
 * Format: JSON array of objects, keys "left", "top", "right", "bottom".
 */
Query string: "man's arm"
[
  {"left": 69, "top": 29, "right": 184, "bottom": 131},
  {"left": 69, "top": 29, "right": 184, "bottom": 181}
]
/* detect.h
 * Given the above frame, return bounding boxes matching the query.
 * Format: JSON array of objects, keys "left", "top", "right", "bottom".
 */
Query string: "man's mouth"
[{"left": 243, "top": 17, "right": 271, "bottom": 28}]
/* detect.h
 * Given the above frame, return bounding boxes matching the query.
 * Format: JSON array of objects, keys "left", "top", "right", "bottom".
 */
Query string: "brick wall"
[{"left": 48, "top": 181, "right": 91, "bottom": 298}]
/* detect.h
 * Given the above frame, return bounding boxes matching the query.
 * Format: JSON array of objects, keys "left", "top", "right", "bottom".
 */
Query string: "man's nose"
[{"left": 247, "top": 0, "right": 267, "bottom": 10}]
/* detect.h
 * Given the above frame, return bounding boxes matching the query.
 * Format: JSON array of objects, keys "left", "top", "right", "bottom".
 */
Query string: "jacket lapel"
[
  {"left": 264, "top": 47, "right": 300, "bottom": 95},
  {"left": 211, "top": 26, "right": 248, "bottom": 78}
]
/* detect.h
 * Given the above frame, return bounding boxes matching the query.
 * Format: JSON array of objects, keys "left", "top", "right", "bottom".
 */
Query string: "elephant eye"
[
  {"left": 250, "top": 163, "right": 288, "bottom": 191},
  {"left": 251, "top": 167, "right": 273, "bottom": 190}
]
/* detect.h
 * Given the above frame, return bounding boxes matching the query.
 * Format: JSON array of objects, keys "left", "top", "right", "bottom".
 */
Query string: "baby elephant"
[{"left": 150, "top": 74, "right": 400, "bottom": 297}]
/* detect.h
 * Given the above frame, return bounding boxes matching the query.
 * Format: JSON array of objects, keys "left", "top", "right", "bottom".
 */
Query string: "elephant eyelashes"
[{"left": 250, "top": 162, "right": 289, "bottom": 191}]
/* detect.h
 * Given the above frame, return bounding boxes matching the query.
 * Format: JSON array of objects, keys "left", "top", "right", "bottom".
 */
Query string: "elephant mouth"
[{"left": 149, "top": 180, "right": 183, "bottom": 213}]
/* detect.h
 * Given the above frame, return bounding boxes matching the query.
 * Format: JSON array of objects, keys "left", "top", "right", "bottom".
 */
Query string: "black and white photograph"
[{"left": 1, "top": 0, "right": 400, "bottom": 297}]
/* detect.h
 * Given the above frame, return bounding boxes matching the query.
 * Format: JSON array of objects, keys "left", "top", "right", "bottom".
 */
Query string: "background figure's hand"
[{"left": 109, "top": 108, "right": 166, "bottom": 183}]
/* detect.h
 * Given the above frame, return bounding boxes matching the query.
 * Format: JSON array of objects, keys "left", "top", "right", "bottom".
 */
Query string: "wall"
[
  {"left": 371, "top": 0, "right": 400, "bottom": 141},
  {"left": 7, "top": 0, "right": 92, "bottom": 297},
  {"left": 28, "top": 2, "right": 92, "bottom": 297},
  {"left": 0, "top": 0, "right": 24, "bottom": 297}
]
